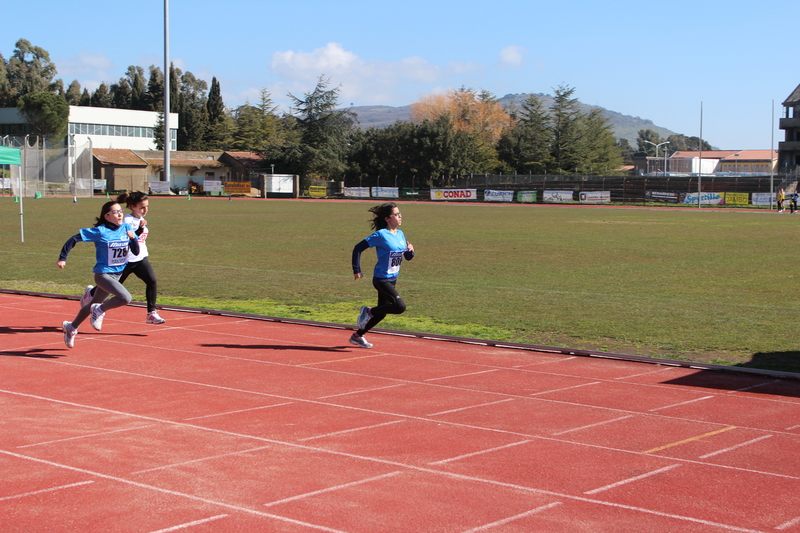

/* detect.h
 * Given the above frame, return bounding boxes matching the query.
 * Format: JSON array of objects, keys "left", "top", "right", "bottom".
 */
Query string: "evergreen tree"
[
  {"left": 126, "top": 66, "right": 148, "bottom": 110},
  {"left": 17, "top": 91, "right": 69, "bottom": 140},
  {"left": 110, "top": 79, "right": 132, "bottom": 109},
  {"left": 0, "top": 53, "right": 14, "bottom": 107},
  {"left": 65, "top": 80, "right": 82, "bottom": 106},
  {"left": 636, "top": 129, "right": 663, "bottom": 155},
  {"left": 497, "top": 94, "right": 552, "bottom": 174},
  {"left": 79, "top": 89, "right": 91, "bottom": 106},
  {"left": 145, "top": 65, "right": 164, "bottom": 112},
  {"left": 5, "top": 39, "right": 58, "bottom": 98},
  {"left": 550, "top": 84, "right": 583, "bottom": 173},
  {"left": 176, "top": 71, "right": 209, "bottom": 150},
  {"left": 90, "top": 82, "right": 113, "bottom": 108},
  {"left": 204, "top": 76, "right": 227, "bottom": 149},
  {"left": 579, "top": 108, "right": 623, "bottom": 174}
]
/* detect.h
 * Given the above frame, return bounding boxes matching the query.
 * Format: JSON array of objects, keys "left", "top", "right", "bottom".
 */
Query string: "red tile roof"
[
  {"left": 225, "top": 151, "right": 266, "bottom": 168},
  {"left": 92, "top": 148, "right": 147, "bottom": 167}
]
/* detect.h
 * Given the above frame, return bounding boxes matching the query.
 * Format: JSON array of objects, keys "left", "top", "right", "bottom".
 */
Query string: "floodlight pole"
[
  {"left": 698, "top": 102, "right": 703, "bottom": 208},
  {"left": 644, "top": 140, "right": 669, "bottom": 174},
  {"left": 770, "top": 99, "right": 775, "bottom": 210},
  {"left": 163, "top": 0, "right": 170, "bottom": 186}
]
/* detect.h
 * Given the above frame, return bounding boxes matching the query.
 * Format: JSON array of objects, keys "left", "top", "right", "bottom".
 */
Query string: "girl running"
[
  {"left": 350, "top": 202, "right": 415, "bottom": 348},
  {"left": 58, "top": 201, "right": 140, "bottom": 348},
  {"left": 80, "top": 191, "right": 165, "bottom": 324}
]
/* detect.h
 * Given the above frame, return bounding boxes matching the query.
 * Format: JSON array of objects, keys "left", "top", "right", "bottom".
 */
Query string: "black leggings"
[
  {"left": 92, "top": 257, "right": 158, "bottom": 312},
  {"left": 359, "top": 278, "right": 406, "bottom": 335}
]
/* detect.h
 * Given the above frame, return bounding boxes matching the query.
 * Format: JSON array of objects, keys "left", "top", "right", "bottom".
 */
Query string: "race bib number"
[
  {"left": 387, "top": 251, "right": 403, "bottom": 275},
  {"left": 107, "top": 241, "right": 130, "bottom": 266}
]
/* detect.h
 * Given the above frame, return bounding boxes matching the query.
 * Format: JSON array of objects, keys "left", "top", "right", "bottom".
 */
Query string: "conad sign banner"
[{"left": 430, "top": 188, "right": 477, "bottom": 201}]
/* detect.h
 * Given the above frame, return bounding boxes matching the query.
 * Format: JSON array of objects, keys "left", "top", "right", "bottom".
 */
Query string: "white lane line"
[
  {"left": 147, "top": 514, "right": 229, "bottom": 533},
  {"left": 427, "top": 398, "right": 515, "bottom": 417},
  {"left": 183, "top": 402, "right": 295, "bottom": 421},
  {"left": 424, "top": 369, "right": 501, "bottom": 382},
  {"left": 0, "top": 481, "right": 94, "bottom": 502},
  {"left": 530, "top": 381, "right": 602, "bottom": 397},
  {"left": 648, "top": 396, "right": 714, "bottom": 412},
  {"left": 776, "top": 515, "right": 800, "bottom": 530},
  {"left": 699, "top": 435, "right": 774, "bottom": 459},
  {"left": 130, "top": 445, "right": 275, "bottom": 475},
  {"left": 731, "top": 380, "right": 781, "bottom": 393},
  {"left": 461, "top": 502, "right": 563, "bottom": 532},
  {"left": 429, "top": 440, "right": 531, "bottom": 465},
  {"left": 551, "top": 415, "right": 634, "bottom": 436},
  {"left": 263, "top": 472, "right": 402, "bottom": 507},
  {"left": 315, "top": 383, "right": 407, "bottom": 399},
  {"left": 298, "top": 420, "right": 406, "bottom": 442},
  {"left": 17, "top": 425, "right": 157, "bottom": 448},
  {"left": 0, "top": 449, "right": 348, "bottom": 533},
  {"left": 584, "top": 464, "right": 682, "bottom": 495}
]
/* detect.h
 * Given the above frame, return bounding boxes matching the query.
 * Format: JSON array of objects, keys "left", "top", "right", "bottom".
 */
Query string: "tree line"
[{"left": 1, "top": 38, "right": 708, "bottom": 189}]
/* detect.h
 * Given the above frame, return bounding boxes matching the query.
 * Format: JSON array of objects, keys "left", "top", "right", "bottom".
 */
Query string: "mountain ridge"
[{"left": 348, "top": 93, "right": 679, "bottom": 147}]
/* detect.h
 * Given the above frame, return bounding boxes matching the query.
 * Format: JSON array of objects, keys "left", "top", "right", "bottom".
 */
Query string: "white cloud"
[
  {"left": 499, "top": 45, "right": 525, "bottom": 67},
  {"left": 56, "top": 50, "right": 115, "bottom": 83},
  {"left": 269, "top": 42, "right": 443, "bottom": 106}
]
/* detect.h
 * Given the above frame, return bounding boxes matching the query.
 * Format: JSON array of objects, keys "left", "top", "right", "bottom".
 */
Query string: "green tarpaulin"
[{"left": 0, "top": 145, "right": 21, "bottom": 165}]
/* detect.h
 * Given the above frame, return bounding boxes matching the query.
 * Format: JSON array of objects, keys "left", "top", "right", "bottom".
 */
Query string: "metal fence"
[{"left": 2, "top": 136, "right": 93, "bottom": 198}]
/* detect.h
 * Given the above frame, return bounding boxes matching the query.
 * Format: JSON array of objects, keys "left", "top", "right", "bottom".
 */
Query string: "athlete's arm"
[
  {"left": 57, "top": 234, "right": 82, "bottom": 267},
  {"left": 352, "top": 239, "right": 369, "bottom": 279}
]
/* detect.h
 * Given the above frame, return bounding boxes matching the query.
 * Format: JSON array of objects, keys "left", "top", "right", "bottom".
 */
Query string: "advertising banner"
[
  {"left": 430, "top": 188, "right": 477, "bottom": 201},
  {"left": 344, "top": 187, "right": 371, "bottom": 198},
  {"left": 751, "top": 192, "right": 776, "bottom": 206},
  {"left": 371, "top": 187, "right": 399, "bottom": 198},
  {"left": 517, "top": 191, "right": 537, "bottom": 203},
  {"left": 225, "top": 182, "right": 251, "bottom": 195},
  {"left": 149, "top": 181, "right": 171, "bottom": 194},
  {"left": 307, "top": 185, "right": 327, "bottom": 197},
  {"left": 681, "top": 192, "right": 724, "bottom": 205},
  {"left": 724, "top": 192, "right": 749, "bottom": 205},
  {"left": 543, "top": 190, "right": 575, "bottom": 203},
  {"left": 579, "top": 191, "right": 611, "bottom": 204},
  {"left": 645, "top": 190, "right": 680, "bottom": 203},
  {"left": 484, "top": 189, "right": 514, "bottom": 202},
  {"left": 204, "top": 180, "right": 223, "bottom": 192}
]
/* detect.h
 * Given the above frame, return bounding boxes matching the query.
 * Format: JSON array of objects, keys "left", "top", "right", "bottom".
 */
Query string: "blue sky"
[{"left": 3, "top": 0, "right": 795, "bottom": 149}]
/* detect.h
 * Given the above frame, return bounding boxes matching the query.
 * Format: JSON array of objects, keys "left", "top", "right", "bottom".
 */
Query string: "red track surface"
[{"left": 1, "top": 292, "right": 799, "bottom": 532}]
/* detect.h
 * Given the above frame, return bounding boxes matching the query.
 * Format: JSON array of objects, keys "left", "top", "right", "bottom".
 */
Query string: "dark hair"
[
  {"left": 116, "top": 190, "right": 148, "bottom": 209},
  {"left": 368, "top": 202, "right": 398, "bottom": 231},
  {"left": 94, "top": 201, "right": 121, "bottom": 227}
]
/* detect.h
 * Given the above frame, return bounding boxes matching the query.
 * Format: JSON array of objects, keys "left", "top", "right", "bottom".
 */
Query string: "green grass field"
[{"left": 2, "top": 195, "right": 799, "bottom": 373}]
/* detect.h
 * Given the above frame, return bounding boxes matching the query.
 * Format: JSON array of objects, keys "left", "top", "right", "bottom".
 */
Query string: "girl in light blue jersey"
[
  {"left": 57, "top": 201, "right": 140, "bottom": 348},
  {"left": 350, "top": 202, "right": 415, "bottom": 348}
]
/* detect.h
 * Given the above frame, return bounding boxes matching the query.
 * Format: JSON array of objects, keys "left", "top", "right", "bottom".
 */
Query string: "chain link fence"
[{"left": 2, "top": 136, "right": 93, "bottom": 198}]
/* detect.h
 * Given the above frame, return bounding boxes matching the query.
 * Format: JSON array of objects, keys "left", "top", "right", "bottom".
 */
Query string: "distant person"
[
  {"left": 58, "top": 201, "right": 140, "bottom": 348},
  {"left": 80, "top": 191, "right": 165, "bottom": 324},
  {"left": 778, "top": 188, "right": 786, "bottom": 212},
  {"left": 790, "top": 191, "right": 799, "bottom": 214},
  {"left": 350, "top": 202, "right": 415, "bottom": 348}
]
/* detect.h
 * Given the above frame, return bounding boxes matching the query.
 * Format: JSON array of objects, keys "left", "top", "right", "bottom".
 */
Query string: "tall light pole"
[{"left": 644, "top": 140, "right": 670, "bottom": 175}]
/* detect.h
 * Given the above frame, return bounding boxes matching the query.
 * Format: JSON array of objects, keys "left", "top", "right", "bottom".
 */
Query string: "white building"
[{"left": 0, "top": 106, "right": 178, "bottom": 151}]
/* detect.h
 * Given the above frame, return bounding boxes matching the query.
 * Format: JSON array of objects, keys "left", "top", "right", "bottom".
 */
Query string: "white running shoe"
[
  {"left": 146, "top": 311, "right": 166, "bottom": 324},
  {"left": 62, "top": 321, "right": 77, "bottom": 348},
  {"left": 349, "top": 333, "right": 373, "bottom": 349},
  {"left": 90, "top": 303, "right": 105, "bottom": 331},
  {"left": 357, "top": 306, "right": 372, "bottom": 330},
  {"left": 80, "top": 285, "right": 93, "bottom": 307}
]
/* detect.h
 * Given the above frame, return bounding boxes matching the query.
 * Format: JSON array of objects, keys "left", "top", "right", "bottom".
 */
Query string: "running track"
[{"left": 1, "top": 292, "right": 799, "bottom": 533}]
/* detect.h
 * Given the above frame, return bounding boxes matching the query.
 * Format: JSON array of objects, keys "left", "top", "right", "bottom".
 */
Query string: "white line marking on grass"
[
  {"left": 16, "top": 424, "right": 157, "bottom": 448},
  {"left": 263, "top": 472, "right": 402, "bottom": 507},
  {"left": 699, "top": 435, "right": 773, "bottom": 459},
  {"left": 0, "top": 450, "right": 348, "bottom": 533},
  {"left": 462, "top": 502, "right": 564, "bottom": 532},
  {"left": 315, "top": 383, "right": 407, "bottom": 399},
  {"left": 429, "top": 440, "right": 531, "bottom": 465},
  {"left": 147, "top": 515, "right": 228, "bottom": 533},
  {"left": 427, "top": 398, "right": 516, "bottom": 417},
  {"left": 551, "top": 415, "right": 634, "bottom": 436},
  {"left": 423, "top": 369, "right": 500, "bottom": 382},
  {"left": 0, "top": 481, "right": 94, "bottom": 502},
  {"left": 584, "top": 464, "right": 682, "bottom": 495},
  {"left": 530, "top": 381, "right": 601, "bottom": 396},
  {"left": 648, "top": 395, "right": 714, "bottom": 412},
  {"left": 776, "top": 515, "right": 800, "bottom": 530},
  {"left": 182, "top": 402, "right": 295, "bottom": 421},
  {"left": 298, "top": 420, "right": 406, "bottom": 442}
]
